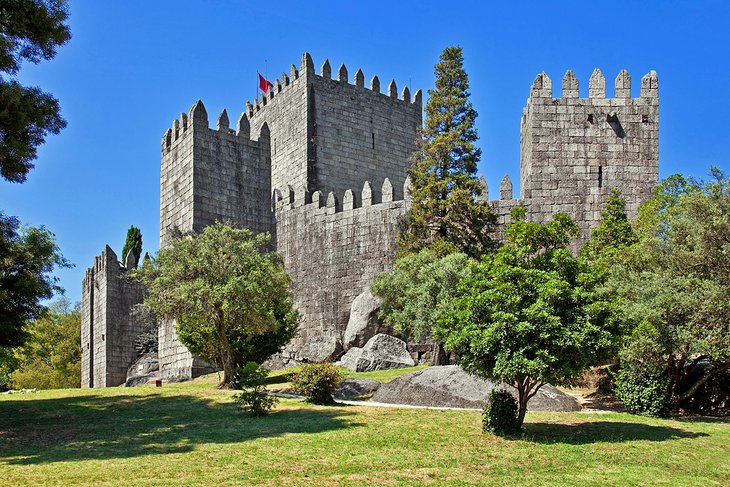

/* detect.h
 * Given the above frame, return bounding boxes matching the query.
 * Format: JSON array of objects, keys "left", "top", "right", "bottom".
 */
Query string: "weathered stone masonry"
[{"left": 81, "top": 52, "right": 659, "bottom": 386}]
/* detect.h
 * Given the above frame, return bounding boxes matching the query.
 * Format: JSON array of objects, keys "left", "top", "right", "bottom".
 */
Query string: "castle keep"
[{"left": 81, "top": 53, "right": 658, "bottom": 387}]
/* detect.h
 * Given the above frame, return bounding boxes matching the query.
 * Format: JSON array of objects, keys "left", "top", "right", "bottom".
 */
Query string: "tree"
[
  {"left": 608, "top": 169, "right": 730, "bottom": 411},
  {"left": 9, "top": 298, "right": 80, "bottom": 389},
  {"left": 372, "top": 247, "right": 471, "bottom": 344},
  {"left": 121, "top": 225, "right": 142, "bottom": 267},
  {"left": 133, "top": 223, "right": 299, "bottom": 388},
  {"left": 436, "top": 207, "right": 618, "bottom": 429},
  {"left": 401, "top": 46, "right": 495, "bottom": 257},
  {"left": 0, "top": 0, "right": 71, "bottom": 183},
  {"left": 580, "top": 189, "right": 636, "bottom": 265},
  {"left": 0, "top": 211, "right": 70, "bottom": 348}
]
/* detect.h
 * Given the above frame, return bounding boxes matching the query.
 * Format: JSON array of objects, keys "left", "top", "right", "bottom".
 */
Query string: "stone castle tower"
[{"left": 81, "top": 53, "right": 658, "bottom": 386}]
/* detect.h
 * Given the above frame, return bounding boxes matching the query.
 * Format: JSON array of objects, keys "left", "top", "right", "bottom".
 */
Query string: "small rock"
[{"left": 340, "top": 334, "right": 415, "bottom": 372}]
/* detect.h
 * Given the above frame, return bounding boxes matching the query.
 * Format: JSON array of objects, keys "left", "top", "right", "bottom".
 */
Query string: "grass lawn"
[{"left": 1, "top": 372, "right": 728, "bottom": 486}]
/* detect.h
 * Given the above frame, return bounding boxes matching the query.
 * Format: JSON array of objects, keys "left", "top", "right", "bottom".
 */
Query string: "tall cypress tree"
[
  {"left": 401, "top": 46, "right": 495, "bottom": 257},
  {"left": 122, "top": 226, "right": 142, "bottom": 268}
]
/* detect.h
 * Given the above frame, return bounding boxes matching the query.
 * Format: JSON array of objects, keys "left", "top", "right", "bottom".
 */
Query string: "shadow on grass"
[
  {"left": 524, "top": 421, "right": 708, "bottom": 444},
  {"left": 0, "top": 392, "right": 360, "bottom": 465}
]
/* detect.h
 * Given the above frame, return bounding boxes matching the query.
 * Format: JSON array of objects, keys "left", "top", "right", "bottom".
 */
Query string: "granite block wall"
[
  {"left": 274, "top": 178, "right": 408, "bottom": 349},
  {"left": 519, "top": 69, "right": 659, "bottom": 240},
  {"left": 81, "top": 246, "right": 145, "bottom": 387}
]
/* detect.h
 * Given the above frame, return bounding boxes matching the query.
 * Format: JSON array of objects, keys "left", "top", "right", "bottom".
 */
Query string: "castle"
[{"left": 80, "top": 53, "right": 659, "bottom": 387}]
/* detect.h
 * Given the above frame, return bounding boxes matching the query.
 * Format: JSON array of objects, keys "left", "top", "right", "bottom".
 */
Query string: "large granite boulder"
[
  {"left": 296, "top": 335, "right": 343, "bottom": 363},
  {"left": 127, "top": 352, "right": 159, "bottom": 377},
  {"left": 340, "top": 334, "right": 415, "bottom": 372},
  {"left": 124, "top": 352, "right": 159, "bottom": 387},
  {"left": 344, "top": 289, "right": 385, "bottom": 349},
  {"left": 371, "top": 365, "right": 581, "bottom": 412},
  {"left": 333, "top": 377, "right": 381, "bottom": 400}
]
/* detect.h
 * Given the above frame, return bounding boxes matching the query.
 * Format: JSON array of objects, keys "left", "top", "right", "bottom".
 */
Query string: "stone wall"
[
  {"left": 519, "top": 69, "right": 659, "bottom": 240},
  {"left": 274, "top": 178, "right": 408, "bottom": 350},
  {"left": 310, "top": 60, "right": 422, "bottom": 198},
  {"left": 81, "top": 246, "right": 145, "bottom": 387}
]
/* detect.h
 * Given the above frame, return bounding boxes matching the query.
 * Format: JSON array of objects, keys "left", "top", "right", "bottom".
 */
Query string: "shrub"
[
  {"left": 290, "top": 362, "right": 344, "bottom": 404},
  {"left": 232, "top": 362, "right": 278, "bottom": 416},
  {"left": 482, "top": 390, "right": 521, "bottom": 436},
  {"left": 615, "top": 368, "right": 671, "bottom": 417}
]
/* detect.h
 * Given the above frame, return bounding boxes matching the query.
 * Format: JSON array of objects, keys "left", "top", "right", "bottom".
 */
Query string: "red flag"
[{"left": 258, "top": 73, "right": 273, "bottom": 93}]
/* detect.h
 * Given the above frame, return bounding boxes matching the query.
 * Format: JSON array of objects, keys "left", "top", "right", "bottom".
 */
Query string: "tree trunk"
[
  {"left": 673, "top": 361, "right": 730, "bottom": 404},
  {"left": 215, "top": 309, "right": 236, "bottom": 389},
  {"left": 515, "top": 379, "right": 528, "bottom": 430}
]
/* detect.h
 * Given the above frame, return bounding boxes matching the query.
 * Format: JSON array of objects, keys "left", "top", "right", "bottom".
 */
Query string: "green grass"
[{"left": 1, "top": 377, "right": 728, "bottom": 486}]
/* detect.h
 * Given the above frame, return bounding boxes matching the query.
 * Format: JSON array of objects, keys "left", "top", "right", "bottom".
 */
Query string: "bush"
[
  {"left": 290, "top": 362, "right": 344, "bottom": 404},
  {"left": 615, "top": 368, "right": 672, "bottom": 417},
  {"left": 482, "top": 390, "right": 520, "bottom": 436},
  {"left": 232, "top": 362, "right": 278, "bottom": 416}
]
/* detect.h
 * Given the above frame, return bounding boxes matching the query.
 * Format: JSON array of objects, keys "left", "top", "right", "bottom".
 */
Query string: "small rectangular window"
[
  {"left": 372, "top": 133, "right": 375, "bottom": 149},
  {"left": 598, "top": 165, "right": 603, "bottom": 188}
]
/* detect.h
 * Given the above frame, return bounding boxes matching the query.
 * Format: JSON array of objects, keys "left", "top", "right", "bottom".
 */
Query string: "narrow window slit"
[
  {"left": 372, "top": 133, "right": 375, "bottom": 149},
  {"left": 598, "top": 165, "right": 603, "bottom": 188}
]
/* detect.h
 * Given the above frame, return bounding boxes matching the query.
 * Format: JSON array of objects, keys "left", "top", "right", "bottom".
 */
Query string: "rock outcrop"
[
  {"left": 370, "top": 365, "right": 581, "bottom": 412},
  {"left": 340, "top": 334, "right": 415, "bottom": 372}
]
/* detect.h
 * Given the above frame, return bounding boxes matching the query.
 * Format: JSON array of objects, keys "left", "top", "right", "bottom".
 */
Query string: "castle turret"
[{"left": 519, "top": 68, "right": 659, "bottom": 239}]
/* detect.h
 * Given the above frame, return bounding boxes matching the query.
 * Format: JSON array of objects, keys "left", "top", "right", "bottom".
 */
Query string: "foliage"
[
  {"left": 9, "top": 298, "right": 80, "bottom": 389},
  {"left": 0, "top": 211, "right": 70, "bottom": 348},
  {"left": 290, "top": 362, "right": 344, "bottom": 404},
  {"left": 615, "top": 368, "right": 671, "bottom": 418},
  {"left": 0, "top": 346, "right": 17, "bottom": 390},
  {"left": 232, "top": 362, "right": 278, "bottom": 416},
  {"left": 436, "top": 206, "right": 619, "bottom": 429},
  {"left": 581, "top": 189, "right": 637, "bottom": 265},
  {"left": 121, "top": 226, "right": 142, "bottom": 267},
  {"left": 0, "top": 0, "right": 71, "bottom": 183},
  {"left": 372, "top": 248, "right": 472, "bottom": 341},
  {"left": 607, "top": 169, "right": 730, "bottom": 411},
  {"left": 400, "top": 46, "right": 495, "bottom": 257},
  {"left": 482, "top": 390, "right": 521, "bottom": 436},
  {"left": 133, "top": 223, "right": 299, "bottom": 387}
]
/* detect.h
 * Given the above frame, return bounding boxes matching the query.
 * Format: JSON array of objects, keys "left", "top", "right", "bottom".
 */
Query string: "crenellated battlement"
[
  {"left": 161, "top": 99, "right": 264, "bottom": 154},
  {"left": 529, "top": 69, "right": 659, "bottom": 101},
  {"left": 272, "top": 176, "right": 410, "bottom": 214},
  {"left": 241, "top": 52, "right": 421, "bottom": 123}
]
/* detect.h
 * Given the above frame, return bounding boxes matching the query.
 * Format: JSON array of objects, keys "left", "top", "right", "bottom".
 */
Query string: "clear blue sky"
[{"left": 2, "top": 0, "right": 729, "bottom": 304}]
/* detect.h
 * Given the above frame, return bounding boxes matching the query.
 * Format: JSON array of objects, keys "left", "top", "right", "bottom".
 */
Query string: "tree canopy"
[
  {"left": 0, "top": 211, "right": 70, "bottom": 348},
  {"left": 9, "top": 298, "right": 80, "bottom": 389},
  {"left": 122, "top": 225, "right": 142, "bottom": 267},
  {"left": 400, "top": 45, "right": 494, "bottom": 257},
  {"left": 436, "top": 207, "right": 619, "bottom": 428},
  {"left": 0, "top": 0, "right": 71, "bottom": 183},
  {"left": 133, "top": 224, "right": 299, "bottom": 387},
  {"left": 372, "top": 248, "right": 471, "bottom": 342},
  {"left": 607, "top": 170, "right": 730, "bottom": 411}
]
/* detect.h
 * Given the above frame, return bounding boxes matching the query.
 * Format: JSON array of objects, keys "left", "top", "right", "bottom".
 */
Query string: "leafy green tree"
[
  {"left": 372, "top": 247, "right": 471, "bottom": 345},
  {"left": 0, "top": 0, "right": 71, "bottom": 183},
  {"left": 608, "top": 169, "right": 730, "bottom": 411},
  {"left": 581, "top": 189, "right": 637, "bottom": 265},
  {"left": 133, "top": 224, "right": 299, "bottom": 388},
  {"left": 9, "top": 298, "right": 81, "bottom": 389},
  {"left": 401, "top": 46, "right": 494, "bottom": 257},
  {"left": 0, "top": 211, "right": 70, "bottom": 348},
  {"left": 436, "top": 207, "right": 618, "bottom": 429},
  {"left": 121, "top": 225, "right": 142, "bottom": 267}
]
